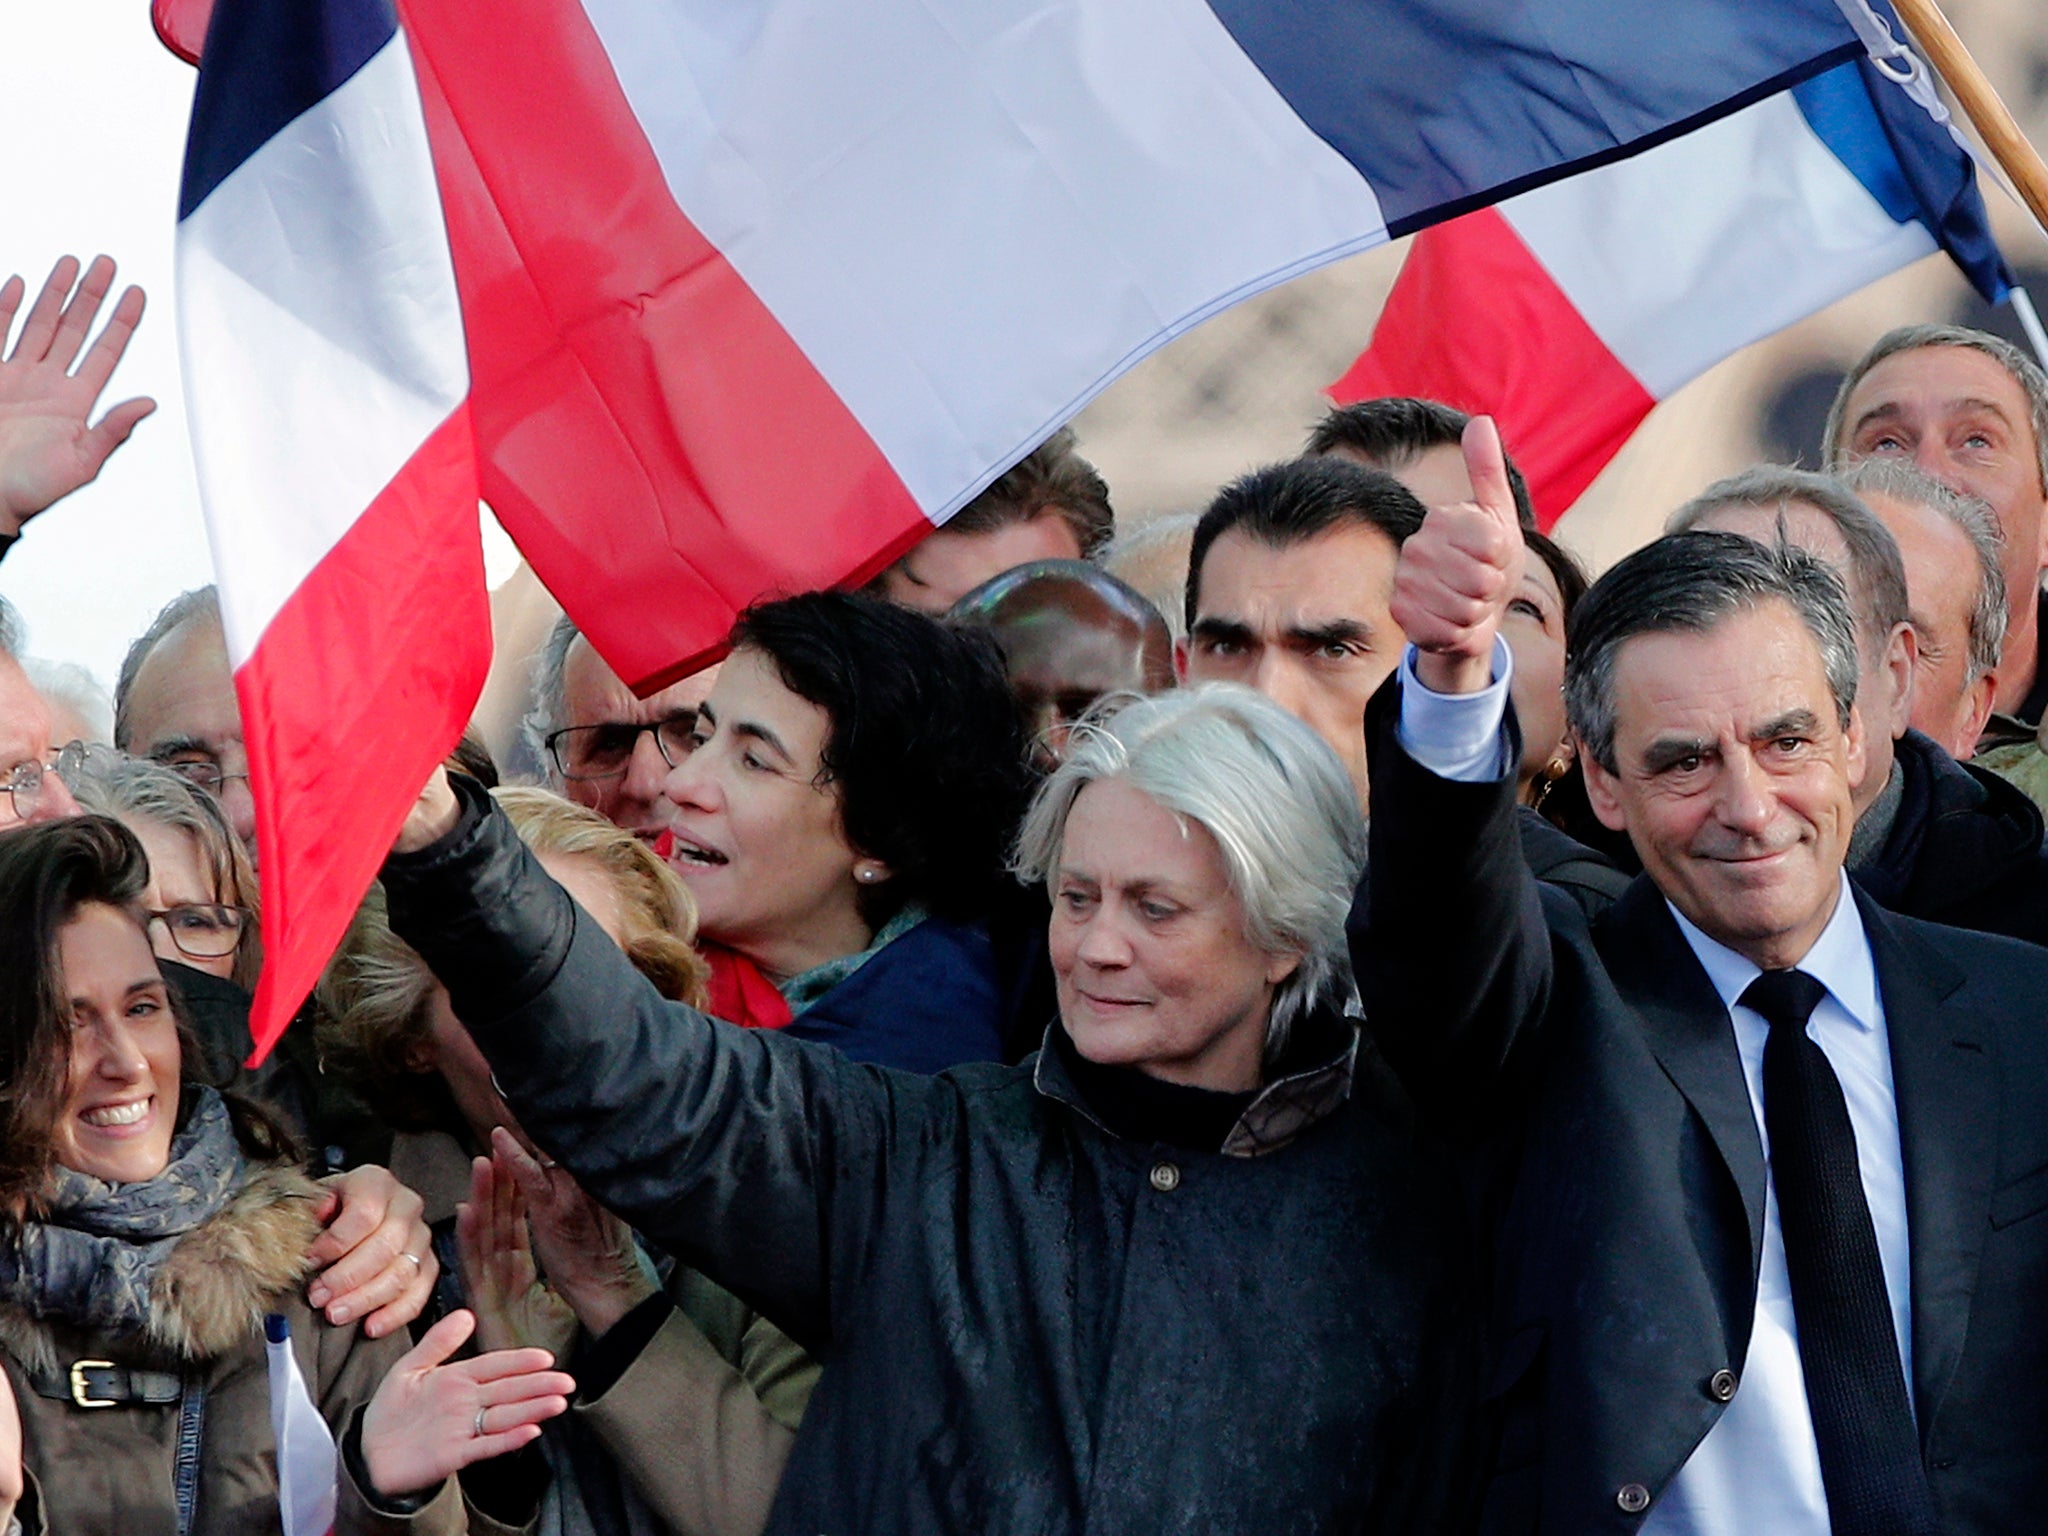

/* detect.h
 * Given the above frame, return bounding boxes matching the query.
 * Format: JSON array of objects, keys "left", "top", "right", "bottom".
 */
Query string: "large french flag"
[
  {"left": 174, "top": 0, "right": 1896, "bottom": 1052},
  {"left": 1334, "top": 55, "right": 2016, "bottom": 524},
  {"left": 394, "top": 0, "right": 1889, "bottom": 690},
  {"left": 177, "top": 0, "right": 486, "bottom": 1058}
]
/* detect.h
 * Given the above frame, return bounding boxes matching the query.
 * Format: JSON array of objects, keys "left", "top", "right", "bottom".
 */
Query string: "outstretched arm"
[
  {"left": 384, "top": 770, "right": 922, "bottom": 1349},
  {"left": 0, "top": 256, "right": 155, "bottom": 541},
  {"left": 1356, "top": 418, "right": 1556, "bottom": 1118}
]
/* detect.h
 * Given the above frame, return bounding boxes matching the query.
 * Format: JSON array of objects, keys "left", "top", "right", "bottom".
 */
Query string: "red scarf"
[{"left": 700, "top": 942, "right": 793, "bottom": 1031}]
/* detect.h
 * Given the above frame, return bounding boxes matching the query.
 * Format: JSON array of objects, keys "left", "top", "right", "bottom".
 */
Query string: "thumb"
[
  {"left": 401, "top": 1308, "right": 476, "bottom": 1374},
  {"left": 1461, "top": 415, "right": 1517, "bottom": 531},
  {"left": 492, "top": 1125, "right": 552, "bottom": 1201}
]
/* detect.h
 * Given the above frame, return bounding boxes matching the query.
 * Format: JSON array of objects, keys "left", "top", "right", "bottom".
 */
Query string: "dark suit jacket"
[{"left": 1354, "top": 680, "right": 2048, "bottom": 1534}]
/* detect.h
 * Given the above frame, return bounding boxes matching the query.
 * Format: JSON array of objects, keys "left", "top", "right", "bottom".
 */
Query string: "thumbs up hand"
[{"left": 1390, "top": 416, "right": 1525, "bottom": 695}]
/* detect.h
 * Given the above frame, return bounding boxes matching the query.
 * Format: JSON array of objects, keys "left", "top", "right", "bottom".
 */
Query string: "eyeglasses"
[
  {"left": 545, "top": 717, "right": 699, "bottom": 781},
  {"left": 147, "top": 904, "right": 251, "bottom": 961},
  {"left": 156, "top": 758, "right": 251, "bottom": 798},
  {"left": 3, "top": 740, "right": 90, "bottom": 822}
]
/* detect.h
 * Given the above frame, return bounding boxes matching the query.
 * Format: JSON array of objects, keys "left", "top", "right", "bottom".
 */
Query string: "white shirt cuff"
[{"left": 1394, "top": 637, "right": 1516, "bottom": 783}]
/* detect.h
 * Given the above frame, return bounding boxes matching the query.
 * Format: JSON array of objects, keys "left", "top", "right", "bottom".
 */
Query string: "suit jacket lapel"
[
  {"left": 1857, "top": 891, "right": 1994, "bottom": 1431},
  {"left": 1598, "top": 881, "right": 1768, "bottom": 1268}
]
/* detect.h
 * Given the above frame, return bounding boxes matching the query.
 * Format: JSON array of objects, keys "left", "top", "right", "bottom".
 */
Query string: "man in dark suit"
[{"left": 1357, "top": 420, "right": 2048, "bottom": 1533}]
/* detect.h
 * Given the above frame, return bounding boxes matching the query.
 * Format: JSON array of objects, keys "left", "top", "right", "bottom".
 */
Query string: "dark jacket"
[
  {"left": 1854, "top": 728, "right": 2048, "bottom": 947},
  {"left": 1355, "top": 681, "right": 2048, "bottom": 1533},
  {"left": 781, "top": 915, "right": 1008, "bottom": 1073},
  {"left": 1513, "top": 808, "right": 1630, "bottom": 920},
  {"left": 382, "top": 782, "right": 1475, "bottom": 1535}
]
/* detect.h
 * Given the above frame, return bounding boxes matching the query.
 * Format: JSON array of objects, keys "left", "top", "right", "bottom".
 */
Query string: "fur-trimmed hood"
[{"left": 0, "top": 1160, "right": 324, "bottom": 1375}]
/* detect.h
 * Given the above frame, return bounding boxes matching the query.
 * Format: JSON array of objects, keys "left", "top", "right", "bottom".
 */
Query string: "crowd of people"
[{"left": 1, "top": 243, "right": 2047, "bottom": 1533}]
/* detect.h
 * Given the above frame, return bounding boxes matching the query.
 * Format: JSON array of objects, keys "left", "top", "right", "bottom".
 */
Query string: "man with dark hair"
[
  {"left": 1671, "top": 466, "right": 2048, "bottom": 948},
  {"left": 1667, "top": 468, "right": 1914, "bottom": 826},
  {"left": 868, "top": 426, "right": 1114, "bottom": 616},
  {"left": 1825, "top": 324, "right": 2048, "bottom": 730},
  {"left": 1362, "top": 430, "right": 2048, "bottom": 1531},
  {"left": 1178, "top": 456, "right": 1422, "bottom": 811},
  {"left": 1308, "top": 395, "right": 1537, "bottom": 527}
]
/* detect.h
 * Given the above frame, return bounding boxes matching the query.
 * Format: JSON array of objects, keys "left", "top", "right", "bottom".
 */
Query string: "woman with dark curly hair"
[{"left": 659, "top": 591, "right": 1036, "bottom": 1070}]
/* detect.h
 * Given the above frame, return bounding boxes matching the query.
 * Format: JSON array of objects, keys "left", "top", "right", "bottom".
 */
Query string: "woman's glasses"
[{"left": 147, "top": 904, "right": 251, "bottom": 961}]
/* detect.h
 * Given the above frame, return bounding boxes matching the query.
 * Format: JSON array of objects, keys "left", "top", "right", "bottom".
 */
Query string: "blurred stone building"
[{"left": 1069, "top": 0, "right": 2048, "bottom": 585}]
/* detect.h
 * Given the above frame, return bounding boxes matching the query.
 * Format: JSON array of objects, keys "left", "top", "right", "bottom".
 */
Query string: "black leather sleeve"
[
  {"left": 1352, "top": 674, "right": 1557, "bottom": 1126},
  {"left": 379, "top": 776, "right": 928, "bottom": 1350}
]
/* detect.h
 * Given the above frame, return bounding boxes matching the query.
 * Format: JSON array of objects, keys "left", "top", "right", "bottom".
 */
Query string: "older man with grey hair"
[
  {"left": 1667, "top": 465, "right": 2048, "bottom": 947},
  {"left": 113, "top": 585, "right": 256, "bottom": 859},
  {"left": 1825, "top": 323, "right": 2048, "bottom": 729},
  {"left": 1362, "top": 448, "right": 2048, "bottom": 1531},
  {"left": 524, "top": 613, "right": 719, "bottom": 845},
  {"left": 1836, "top": 458, "right": 2008, "bottom": 759}
]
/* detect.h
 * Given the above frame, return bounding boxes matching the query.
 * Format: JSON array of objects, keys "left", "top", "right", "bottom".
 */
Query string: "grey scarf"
[{"left": 0, "top": 1089, "right": 246, "bottom": 1337}]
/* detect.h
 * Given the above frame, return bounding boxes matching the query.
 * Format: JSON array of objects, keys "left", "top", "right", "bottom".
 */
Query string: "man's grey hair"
[
  {"left": 1566, "top": 532, "right": 1861, "bottom": 776},
  {"left": 1822, "top": 323, "right": 2048, "bottom": 493},
  {"left": 1011, "top": 682, "right": 1365, "bottom": 1064},
  {"left": 523, "top": 613, "right": 583, "bottom": 787},
  {"left": 1837, "top": 457, "right": 2009, "bottom": 684},
  {"left": 22, "top": 659, "right": 113, "bottom": 745},
  {"left": 114, "top": 586, "right": 221, "bottom": 752},
  {"left": 1666, "top": 466, "right": 1907, "bottom": 651}
]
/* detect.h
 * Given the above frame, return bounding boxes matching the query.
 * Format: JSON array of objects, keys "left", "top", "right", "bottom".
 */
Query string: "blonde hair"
[
  {"left": 317, "top": 788, "right": 708, "bottom": 1127},
  {"left": 492, "top": 787, "right": 709, "bottom": 1008}
]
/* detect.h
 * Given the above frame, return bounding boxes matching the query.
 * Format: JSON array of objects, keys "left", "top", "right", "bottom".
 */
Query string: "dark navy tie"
[{"left": 1742, "top": 968, "right": 1938, "bottom": 1536}]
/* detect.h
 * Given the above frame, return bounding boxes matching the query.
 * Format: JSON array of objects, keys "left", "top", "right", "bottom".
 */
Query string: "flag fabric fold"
[
  {"left": 177, "top": 0, "right": 486, "bottom": 1060},
  {"left": 394, "top": 0, "right": 1885, "bottom": 688},
  {"left": 1333, "top": 55, "right": 2015, "bottom": 524},
  {"left": 265, "top": 1313, "right": 339, "bottom": 1536}
]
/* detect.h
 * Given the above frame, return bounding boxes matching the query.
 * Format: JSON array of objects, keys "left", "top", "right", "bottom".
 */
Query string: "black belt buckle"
[{"left": 69, "top": 1359, "right": 117, "bottom": 1409}]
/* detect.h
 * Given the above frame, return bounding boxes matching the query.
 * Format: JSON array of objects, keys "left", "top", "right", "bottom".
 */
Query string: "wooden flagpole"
[{"left": 1889, "top": 0, "right": 2048, "bottom": 239}]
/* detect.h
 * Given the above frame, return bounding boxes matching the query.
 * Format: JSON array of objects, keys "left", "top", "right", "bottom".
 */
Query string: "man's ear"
[
  {"left": 1955, "top": 669, "right": 1999, "bottom": 760},
  {"left": 1881, "top": 622, "right": 1917, "bottom": 738},
  {"left": 1581, "top": 748, "right": 1628, "bottom": 832},
  {"left": 1173, "top": 634, "right": 1191, "bottom": 683},
  {"left": 1842, "top": 701, "right": 1869, "bottom": 790}
]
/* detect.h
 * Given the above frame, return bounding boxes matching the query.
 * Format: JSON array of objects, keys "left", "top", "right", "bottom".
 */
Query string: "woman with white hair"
[{"left": 376, "top": 684, "right": 1470, "bottom": 1534}]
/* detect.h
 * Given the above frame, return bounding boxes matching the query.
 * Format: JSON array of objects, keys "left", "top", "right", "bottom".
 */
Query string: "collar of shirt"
[{"left": 1664, "top": 873, "right": 1879, "bottom": 1035}]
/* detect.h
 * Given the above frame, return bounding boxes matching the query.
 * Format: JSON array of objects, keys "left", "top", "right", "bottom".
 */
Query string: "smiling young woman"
[{"left": 0, "top": 817, "right": 573, "bottom": 1534}]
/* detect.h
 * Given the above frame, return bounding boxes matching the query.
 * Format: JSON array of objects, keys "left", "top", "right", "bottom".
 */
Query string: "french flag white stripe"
[
  {"left": 176, "top": 31, "right": 468, "bottom": 665},
  {"left": 1502, "top": 90, "right": 1935, "bottom": 401},
  {"left": 266, "top": 1315, "right": 339, "bottom": 1536},
  {"left": 577, "top": 0, "right": 1387, "bottom": 521}
]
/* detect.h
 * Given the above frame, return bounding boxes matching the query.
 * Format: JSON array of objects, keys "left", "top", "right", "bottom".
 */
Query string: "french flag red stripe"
[
  {"left": 237, "top": 410, "right": 487, "bottom": 1046},
  {"left": 1330, "top": 208, "right": 1652, "bottom": 528},
  {"left": 399, "top": 0, "right": 931, "bottom": 691}
]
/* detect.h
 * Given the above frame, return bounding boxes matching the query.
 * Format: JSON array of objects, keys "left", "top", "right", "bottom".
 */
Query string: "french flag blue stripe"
[
  {"left": 1201, "top": 0, "right": 1865, "bottom": 233},
  {"left": 178, "top": 0, "right": 397, "bottom": 219},
  {"left": 1795, "top": 59, "right": 2013, "bottom": 303}
]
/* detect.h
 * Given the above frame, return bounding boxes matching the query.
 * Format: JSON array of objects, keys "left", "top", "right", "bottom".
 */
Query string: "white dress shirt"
[{"left": 1396, "top": 644, "right": 1915, "bottom": 1534}]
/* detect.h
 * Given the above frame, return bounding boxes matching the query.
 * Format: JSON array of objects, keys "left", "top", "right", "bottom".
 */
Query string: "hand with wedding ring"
[
  {"left": 360, "top": 1309, "right": 573, "bottom": 1498},
  {"left": 305, "top": 1165, "right": 438, "bottom": 1337}
]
